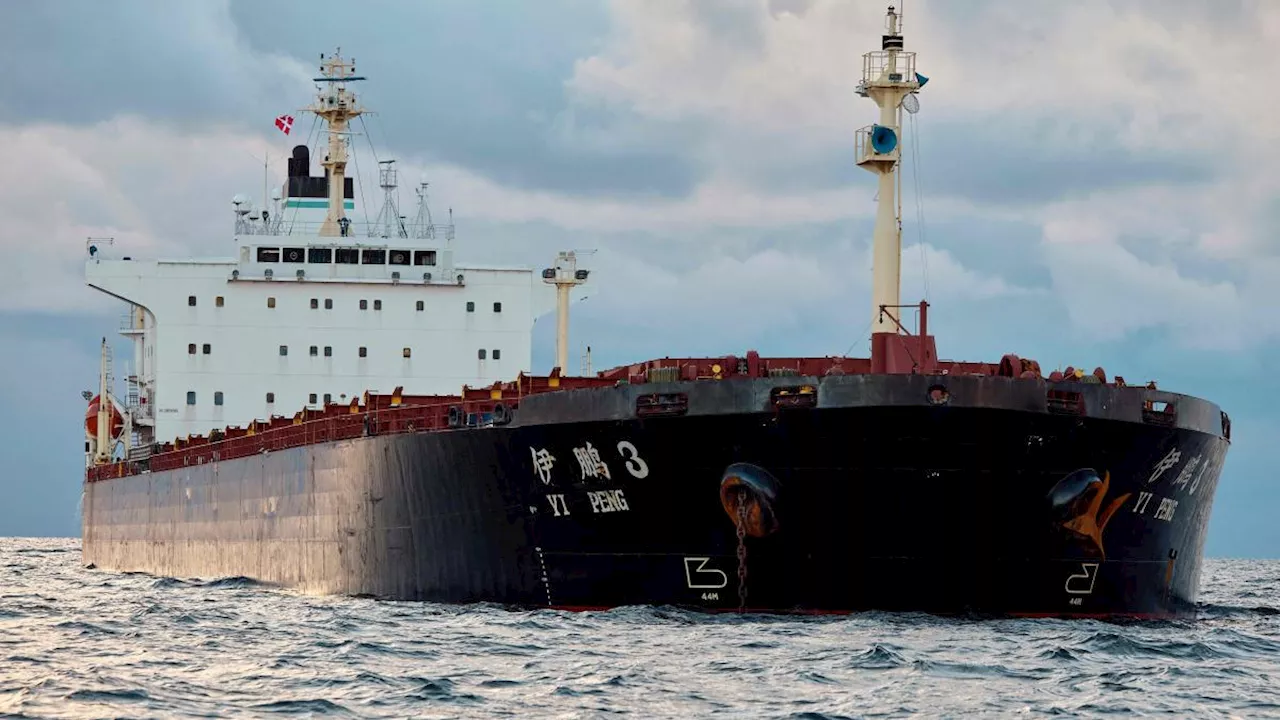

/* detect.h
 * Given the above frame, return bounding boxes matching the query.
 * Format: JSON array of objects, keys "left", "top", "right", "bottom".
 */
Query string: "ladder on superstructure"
[{"left": 125, "top": 367, "right": 143, "bottom": 451}]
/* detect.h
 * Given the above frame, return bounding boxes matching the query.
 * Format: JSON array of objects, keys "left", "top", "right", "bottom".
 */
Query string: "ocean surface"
[{"left": 0, "top": 538, "right": 1277, "bottom": 719}]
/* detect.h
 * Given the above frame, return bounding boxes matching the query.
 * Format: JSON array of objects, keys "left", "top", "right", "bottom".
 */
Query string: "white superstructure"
[{"left": 85, "top": 49, "right": 578, "bottom": 452}]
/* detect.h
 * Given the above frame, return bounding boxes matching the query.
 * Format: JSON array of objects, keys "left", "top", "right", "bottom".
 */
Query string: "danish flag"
[{"left": 274, "top": 114, "right": 294, "bottom": 135}]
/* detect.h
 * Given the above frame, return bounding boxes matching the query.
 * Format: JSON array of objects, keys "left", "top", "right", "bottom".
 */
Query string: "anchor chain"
[{"left": 735, "top": 492, "right": 749, "bottom": 612}]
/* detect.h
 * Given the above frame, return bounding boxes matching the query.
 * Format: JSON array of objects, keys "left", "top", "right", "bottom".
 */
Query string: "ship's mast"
[
  {"left": 306, "top": 49, "right": 366, "bottom": 237},
  {"left": 95, "top": 338, "right": 111, "bottom": 465},
  {"left": 855, "top": 5, "right": 924, "bottom": 335},
  {"left": 542, "top": 252, "right": 590, "bottom": 374}
]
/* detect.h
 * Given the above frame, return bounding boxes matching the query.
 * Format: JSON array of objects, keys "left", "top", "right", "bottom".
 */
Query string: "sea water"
[{"left": 1, "top": 537, "right": 1277, "bottom": 719}]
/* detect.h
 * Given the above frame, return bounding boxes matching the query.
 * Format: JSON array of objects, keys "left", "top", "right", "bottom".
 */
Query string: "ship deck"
[{"left": 85, "top": 350, "right": 1229, "bottom": 483}]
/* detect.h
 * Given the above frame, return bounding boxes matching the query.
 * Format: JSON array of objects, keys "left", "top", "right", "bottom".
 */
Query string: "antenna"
[
  {"left": 260, "top": 152, "right": 270, "bottom": 221},
  {"left": 413, "top": 179, "right": 435, "bottom": 239},
  {"left": 374, "top": 159, "right": 407, "bottom": 238}
]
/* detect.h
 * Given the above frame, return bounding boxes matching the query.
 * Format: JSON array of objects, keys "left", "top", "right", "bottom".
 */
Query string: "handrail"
[
  {"left": 86, "top": 373, "right": 622, "bottom": 483},
  {"left": 87, "top": 397, "right": 480, "bottom": 482},
  {"left": 239, "top": 220, "right": 457, "bottom": 241}
]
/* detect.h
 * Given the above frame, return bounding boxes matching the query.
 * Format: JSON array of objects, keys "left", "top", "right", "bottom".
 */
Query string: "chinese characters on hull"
[
  {"left": 1135, "top": 442, "right": 1225, "bottom": 525},
  {"left": 529, "top": 438, "right": 650, "bottom": 517}
]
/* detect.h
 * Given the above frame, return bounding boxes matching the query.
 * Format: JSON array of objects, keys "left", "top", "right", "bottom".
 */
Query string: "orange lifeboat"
[{"left": 85, "top": 394, "right": 124, "bottom": 440}]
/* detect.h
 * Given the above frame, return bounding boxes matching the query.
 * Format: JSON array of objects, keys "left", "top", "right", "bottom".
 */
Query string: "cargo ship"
[{"left": 82, "top": 8, "right": 1230, "bottom": 617}]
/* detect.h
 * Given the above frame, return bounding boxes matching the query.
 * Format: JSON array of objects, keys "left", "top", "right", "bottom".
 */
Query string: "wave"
[{"left": 3, "top": 539, "right": 1278, "bottom": 719}]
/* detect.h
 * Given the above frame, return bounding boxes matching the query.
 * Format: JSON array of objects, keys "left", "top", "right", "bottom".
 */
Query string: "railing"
[
  {"left": 854, "top": 125, "right": 895, "bottom": 165},
  {"left": 87, "top": 399, "right": 471, "bottom": 482},
  {"left": 86, "top": 373, "right": 621, "bottom": 483},
  {"left": 118, "top": 313, "right": 144, "bottom": 333},
  {"left": 237, "top": 219, "right": 456, "bottom": 242},
  {"left": 862, "top": 49, "right": 916, "bottom": 85}
]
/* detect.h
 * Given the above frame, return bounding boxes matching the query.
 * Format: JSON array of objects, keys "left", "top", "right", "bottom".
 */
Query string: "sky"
[{"left": 0, "top": 0, "right": 1276, "bottom": 557}]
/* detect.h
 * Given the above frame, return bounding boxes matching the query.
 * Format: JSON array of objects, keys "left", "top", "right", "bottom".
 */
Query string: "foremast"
[
  {"left": 855, "top": 5, "right": 934, "bottom": 373},
  {"left": 306, "top": 49, "right": 366, "bottom": 237},
  {"left": 542, "top": 252, "right": 590, "bottom": 374}
]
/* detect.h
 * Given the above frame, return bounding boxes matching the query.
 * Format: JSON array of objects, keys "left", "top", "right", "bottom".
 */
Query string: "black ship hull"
[{"left": 82, "top": 375, "right": 1228, "bottom": 618}]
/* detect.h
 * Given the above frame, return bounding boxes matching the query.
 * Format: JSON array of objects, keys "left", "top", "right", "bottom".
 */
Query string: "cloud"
[
  {"left": 0, "top": 119, "right": 282, "bottom": 314},
  {"left": 223, "top": 0, "right": 700, "bottom": 198},
  {"left": 1038, "top": 187, "right": 1280, "bottom": 351},
  {"left": 0, "top": 1, "right": 310, "bottom": 128},
  {"left": 4, "top": 0, "right": 1280, "bottom": 360},
  {"left": 0, "top": 113, "right": 1033, "bottom": 381},
  {"left": 0, "top": 118, "right": 938, "bottom": 319},
  {"left": 0, "top": 0, "right": 704, "bottom": 199},
  {"left": 564, "top": 0, "right": 1280, "bottom": 233}
]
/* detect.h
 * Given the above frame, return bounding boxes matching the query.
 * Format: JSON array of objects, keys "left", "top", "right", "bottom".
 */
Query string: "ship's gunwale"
[
  {"left": 83, "top": 370, "right": 1229, "bottom": 484},
  {"left": 514, "top": 373, "right": 1228, "bottom": 439}
]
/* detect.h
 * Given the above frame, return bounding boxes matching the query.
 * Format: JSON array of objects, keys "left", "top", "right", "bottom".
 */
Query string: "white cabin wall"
[{"left": 88, "top": 251, "right": 545, "bottom": 444}]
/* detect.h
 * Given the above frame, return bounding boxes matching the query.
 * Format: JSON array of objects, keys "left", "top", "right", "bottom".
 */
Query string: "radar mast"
[{"left": 305, "top": 49, "right": 366, "bottom": 237}]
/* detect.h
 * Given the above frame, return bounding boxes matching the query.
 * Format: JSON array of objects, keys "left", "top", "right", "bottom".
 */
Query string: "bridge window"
[
  {"left": 256, "top": 247, "right": 281, "bottom": 263},
  {"left": 215, "top": 296, "right": 224, "bottom": 307},
  {"left": 214, "top": 391, "right": 224, "bottom": 406},
  {"left": 324, "top": 346, "right": 332, "bottom": 357},
  {"left": 308, "top": 248, "right": 333, "bottom": 264},
  {"left": 416, "top": 300, "right": 424, "bottom": 311},
  {"left": 466, "top": 301, "right": 475, "bottom": 312},
  {"left": 266, "top": 392, "right": 275, "bottom": 403},
  {"left": 202, "top": 344, "right": 211, "bottom": 355},
  {"left": 493, "top": 349, "right": 501, "bottom": 360},
  {"left": 493, "top": 302, "right": 502, "bottom": 313},
  {"left": 359, "top": 299, "right": 368, "bottom": 310},
  {"left": 324, "top": 298, "right": 333, "bottom": 309},
  {"left": 335, "top": 248, "right": 359, "bottom": 264},
  {"left": 323, "top": 393, "right": 332, "bottom": 405},
  {"left": 188, "top": 343, "right": 196, "bottom": 355},
  {"left": 389, "top": 250, "right": 410, "bottom": 266},
  {"left": 309, "top": 345, "right": 318, "bottom": 357},
  {"left": 188, "top": 295, "right": 196, "bottom": 306},
  {"left": 358, "top": 346, "right": 367, "bottom": 358},
  {"left": 361, "top": 249, "right": 386, "bottom": 265},
  {"left": 309, "top": 393, "right": 317, "bottom": 405},
  {"left": 413, "top": 250, "right": 437, "bottom": 266},
  {"left": 282, "top": 247, "right": 304, "bottom": 263},
  {"left": 186, "top": 391, "right": 196, "bottom": 405},
  {"left": 310, "top": 298, "right": 318, "bottom": 309},
  {"left": 403, "top": 347, "right": 412, "bottom": 358},
  {"left": 279, "top": 345, "right": 288, "bottom": 356},
  {"left": 373, "top": 299, "right": 382, "bottom": 311},
  {"left": 267, "top": 297, "right": 276, "bottom": 308},
  {"left": 478, "top": 349, "right": 487, "bottom": 360}
]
